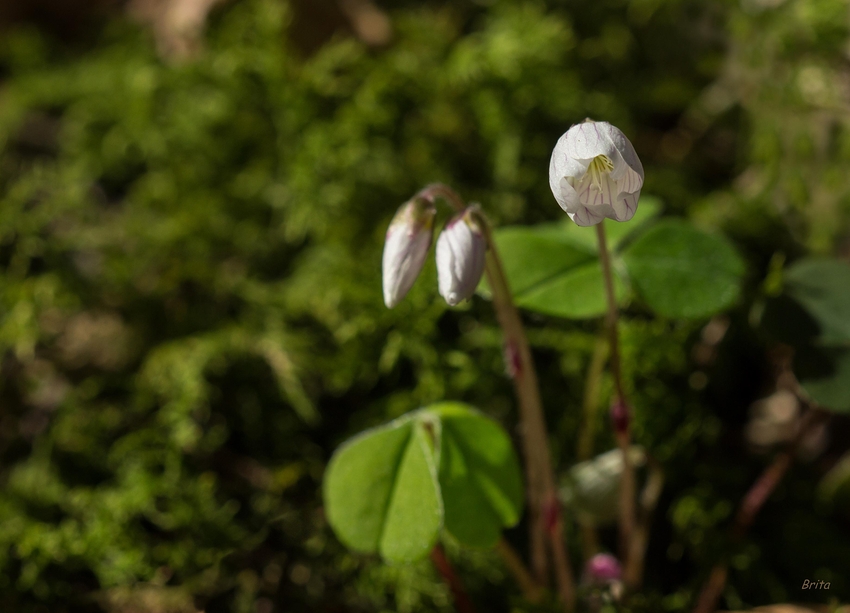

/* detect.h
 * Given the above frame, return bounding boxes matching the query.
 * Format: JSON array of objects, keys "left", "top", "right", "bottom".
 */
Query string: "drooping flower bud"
[
  {"left": 382, "top": 197, "right": 436, "bottom": 308},
  {"left": 549, "top": 120, "right": 644, "bottom": 226},
  {"left": 582, "top": 553, "right": 622, "bottom": 586},
  {"left": 436, "top": 208, "right": 487, "bottom": 306}
]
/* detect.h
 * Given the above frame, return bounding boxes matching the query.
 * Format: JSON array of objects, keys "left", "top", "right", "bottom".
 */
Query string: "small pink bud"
[
  {"left": 435, "top": 208, "right": 486, "bottom": 306},
  {"left": 583, "top": 553, "right": 622, "bottom": 586},
  {"left": 382, "top": 197, "right": 436, "bottom": 308}
]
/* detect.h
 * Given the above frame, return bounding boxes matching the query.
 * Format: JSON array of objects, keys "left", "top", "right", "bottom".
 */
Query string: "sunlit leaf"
[
  {"left": 323, "top": 415, "right": 442, "bottom": 562},
  {"left": 429, "top": 402, "right": 523, "bottom": 548},
  {"left": 622, "top": 220, "right": 745, "bottom": 318},
  {"left": 485, "top": 226, "right": 626, "bottom": 318},
  {"left": 481, "top": 198, "right": 661, "bottom": 318}
]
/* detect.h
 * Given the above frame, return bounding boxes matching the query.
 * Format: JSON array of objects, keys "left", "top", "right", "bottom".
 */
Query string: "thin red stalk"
[
  {"left": 595, "top": 222, "right": 637, "bottom": 582},
  {"left": 481, "top": 217, "right": 576, "bottom": 611},
  {"left": 431, "top": 545, "right": 476, "bottom": 613},
  {"left": 418, "top": 184, "right": 576, "bottom": 610},
  {"left": 418, "top": 185, "right": 547, "bottom": 577}
]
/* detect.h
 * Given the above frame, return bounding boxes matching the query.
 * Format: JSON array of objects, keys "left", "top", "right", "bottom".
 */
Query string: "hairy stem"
[
  {"left": 418, "top": 183, "right": 576, "bottom": 610},
  {"left": 691, "top": 407, "right": 827, "bottom": 613},
  {"left": 431, "top": 545, "right": 476, "bottom": 613},
  {"left": 595, "top": 222, "right": 637, "bottom": 585},
  {"left": 481, "top": 218, "right": 576, "bottom": 610}
]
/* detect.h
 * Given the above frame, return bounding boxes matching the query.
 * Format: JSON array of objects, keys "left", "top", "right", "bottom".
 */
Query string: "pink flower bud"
[
  {"left": 382, "top": 197, "right": 436, "bottom": 308},
  {"left": 583, "top": 553, "right": 622, "bottom": 586},
  {"left": 435, "top": 209, "right": 487, "bottom": 306}
]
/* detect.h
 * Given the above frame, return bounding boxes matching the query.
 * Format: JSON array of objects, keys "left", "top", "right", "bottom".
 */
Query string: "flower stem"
[
  {"left": 431, "top": 545, "right": 477, "bottom": 613},
  {"left": 482, "top": 222, "right": 575, "bottom": 610},
  {"left": 595, "top": 222, "right": 637, "bottom": 586},
  {"left": 418, "top": 183, "right": 467, "bottom": 214},
  {"left": 418, "top": 183, "right": 576, "bottom": 611}
]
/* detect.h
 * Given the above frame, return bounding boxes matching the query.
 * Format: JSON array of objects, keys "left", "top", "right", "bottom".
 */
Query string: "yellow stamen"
[{"left": 587, "top": 155, "right": 614, "bottom": 191}]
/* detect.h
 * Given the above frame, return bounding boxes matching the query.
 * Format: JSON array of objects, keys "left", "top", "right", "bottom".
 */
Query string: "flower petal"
[
  {"left": 436, "top": 213, "right": 486, "bottom": 306},
  {"left": 549, "top": 120, "right": 644, "bottom": 226},
  {"left": 563, "top": 121, "right": 620, "bottom": 162},
  {"left": 571, "top": 170, "right": 619, "bottom": 208},
  {"left": 549, "top": 145, "right": 589, "bottom": 210},
  {"left": 612, "top": 189, "right": 641, "bottom": 222},
  {"left": 554, "top": 176, "right": 612, "bottom": 226},
  {"left": 382, "top": 199, "right": 435, "bottom": 308},
  {"left": 598, "top": 122, "right": 644, "bottom": 193}
]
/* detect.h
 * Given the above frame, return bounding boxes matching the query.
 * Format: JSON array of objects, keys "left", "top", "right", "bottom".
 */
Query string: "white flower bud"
[
  {"left": 549, "top": 120, "right": 644, "bottom": 226},
  {"left": 436, "top": 209, "right": 487, "bottom": 306},
  {"left": 382, "top": 197, "right": 436, "bottom": 308}
]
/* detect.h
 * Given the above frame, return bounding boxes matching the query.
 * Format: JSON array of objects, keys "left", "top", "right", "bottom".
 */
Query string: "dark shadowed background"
[{"left": 0, "top": 0, "right": 848, "bottom": 612}]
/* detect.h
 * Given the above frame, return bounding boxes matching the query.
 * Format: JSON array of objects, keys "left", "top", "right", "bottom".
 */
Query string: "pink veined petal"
[
  {"left": 612, "top": 190, "right": 641, "bottom": 222},
  {"left": 564, "top": 122, "right": 619, "bottom": 161},
  {"left": 570, "top": 205, "right": 607, "bottom": 227},
  {"left": 558, "top": 177, "right": 613, "bottom": 226},
  {"left": 549, "top": 121, "right": 644, "bottom": 226},
  {"left": 553, "top": 175, "right": 581, "bottom": 214},
  {"left": 616, "top": 167, "right": 643, "bottom": 194},
  {"left": 569, "top": 169, "right": 618, "bottom": 208}
]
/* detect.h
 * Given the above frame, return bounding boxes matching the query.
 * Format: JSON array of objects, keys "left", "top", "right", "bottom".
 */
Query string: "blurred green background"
[{"left": 0, "top": 0, "right": 848, "bottom": 611}]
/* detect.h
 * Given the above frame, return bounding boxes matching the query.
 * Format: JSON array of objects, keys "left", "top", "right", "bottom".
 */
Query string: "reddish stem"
[
  {"left": 595, "top": 222, "right": 637, "bottom": 582},
  {"left": 431, "top": 545, "right": 477, "bottom": 613},
  {"left": 417, "top": 183, "right": 577, "bottom": 610}
]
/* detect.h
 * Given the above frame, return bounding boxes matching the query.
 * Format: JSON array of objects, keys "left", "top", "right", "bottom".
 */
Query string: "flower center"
[{"left": 587, "top": 155, "right": 614, "bottom": 191}]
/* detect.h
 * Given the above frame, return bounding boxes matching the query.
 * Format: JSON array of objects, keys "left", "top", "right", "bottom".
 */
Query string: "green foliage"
[
  {"left": 323, "top": 403, "right": 523, "bottom": 562},
  {"left": 488, "top": 198, "right": 745, "bottom": 320},
  {"left": 0, "top": 0, "right": 847, "bottom": 610},
  {"left": 795, "top": 346, "right": 850, "bottom": 413},
  {"left": 485, "top": 226, "right": 625, "bottom": 318},
  {"left": 761, "top": 258, "right": 850, "bottom": 413},
  {"left": 324, "top": 414, "right": 442, "bottom": 563},
  {"left": 432, "top": 402, "right": 523, "bottom": 548},
  {"left": 784, "top": 258, "right": 850, "bottom": 345},
  {"left": 621, "top": 219, "right": 745, "bottom": 318}
]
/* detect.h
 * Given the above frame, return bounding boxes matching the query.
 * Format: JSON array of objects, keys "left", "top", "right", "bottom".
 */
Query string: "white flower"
[
  {"left": 549, "top": 120, "right": 644, "bottom": 226},
  {"left": 382, "top": 197, "right": 436, "bottom": 308},
  {"left": 436, "top": 209, "right": 487, "bottom": 306}
]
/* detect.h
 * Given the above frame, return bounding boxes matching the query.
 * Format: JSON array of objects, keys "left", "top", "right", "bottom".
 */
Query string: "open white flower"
[
  {"left": 382, "top": 197, "right": 436, "bottom": 308},
  {"left": 436, "top": 209, "right": 486, "bottom": 306},
  {"left": 549, "top": 120, "right": 644, "bottom": 226}
]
